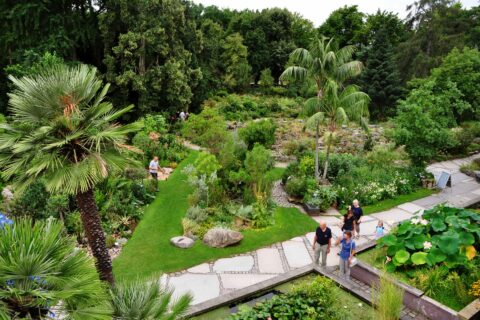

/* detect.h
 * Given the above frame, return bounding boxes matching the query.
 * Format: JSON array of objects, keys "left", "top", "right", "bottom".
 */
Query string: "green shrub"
[
  {"left": 284, "top": 177, "right": 307, "bottom": 198},
  {"left": 106, "top": 234, "right": 117, "bottom": 248},
  {"left": 186, "top": 206, "right": 209, "bottom": 223},
  {"left": 181, "top": 107, "right": 230, "bottom": 154},
  {"left": 239, "top": 119, "right": 277, "bottom": 149},
  {"left": 229, "top": 277, "right": 345, "bottom": 319},
  {"left": 305, "top": 186, "right": 338, "bottom": 211},
  {"left": 10, "top": 181, "right": 49, "bottom": 220}
]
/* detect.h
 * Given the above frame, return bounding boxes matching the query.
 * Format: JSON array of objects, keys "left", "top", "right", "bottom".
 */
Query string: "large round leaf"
[
  {"left": 413, "top": 235, "right": 427, "bottom": 249},
  {"left": 458, "top": 232, "right": 475, "bottom": 245},
  {"left": 387, "top": 243, "right": 406, "bottom": 256},
  {"left": 394, "top": 250, "right": 410, "bottom": 265},
  {"left": 438, "top": 235, "right": 460, "bottom": 256},
  {"left": 431, "top": 217, "right": 446, "bottom": 232},
  {"left": 397, "top": 222, "right": 412, "bottom": 235},
  {"left": 427, "top": 248, "right": 446, "bottom": 264},
  {"left": 380, "top": 234, "right": 397, "bottom": 247},
  {"left": 411, "top": 252, "right": 428, "bottom": 265}
]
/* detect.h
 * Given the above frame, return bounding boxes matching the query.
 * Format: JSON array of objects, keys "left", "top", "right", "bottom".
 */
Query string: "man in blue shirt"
[
  {"left": 352, "top": 199, "right": 363, "bottom": 239},
  {"left": 312, "top": 221, "right": 332, "bottom": 267}
]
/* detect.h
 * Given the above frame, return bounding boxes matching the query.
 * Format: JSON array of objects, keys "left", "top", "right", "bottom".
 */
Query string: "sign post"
[{"left": 436, "top": 171, "right": 452, "bottom": 190}]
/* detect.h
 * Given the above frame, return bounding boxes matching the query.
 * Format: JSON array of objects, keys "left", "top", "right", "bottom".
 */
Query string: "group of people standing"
[{"left": 312, "top": 199, "right": 385, "bottom": 281}]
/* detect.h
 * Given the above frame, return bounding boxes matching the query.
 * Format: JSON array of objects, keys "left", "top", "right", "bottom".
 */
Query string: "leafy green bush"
[
  {"left": 239, "top": 119, "right": 277, "bottom": 149},
  {"left": 284, "top": 177, "right": 307, "bottom": 198},
  {"left": 377, "top": 206, "right": 479, "bottom": 272},
  {"left": 304, "top": 186, "right": 338, "bottom": 211},
  {"left": 229, "top": 277, "right": 346, "bottom": 319},
  {"left": 10, "top": 181, "right": 49, "bottom": 220},
  {"left": 181, "top": 107, "right": 230, "bottom": 154}
]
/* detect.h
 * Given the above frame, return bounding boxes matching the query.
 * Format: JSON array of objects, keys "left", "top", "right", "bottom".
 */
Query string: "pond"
[
  {"left": 359, "top": 247, "right": 477, "bottom": 311},
  {"left": 192, "top": 274, "right": 375, "bottom": 320}
]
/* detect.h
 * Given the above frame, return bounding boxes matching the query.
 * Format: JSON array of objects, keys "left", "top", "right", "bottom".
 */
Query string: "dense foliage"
[
  {"left": 229, "top": 277, "right": 347, "bottom": 320},
  {"left": 283, "top": 144, "right": 422, "bottom": 208},
  {"left": 378, "top": 206, "right": 479, "bottom": 271}
]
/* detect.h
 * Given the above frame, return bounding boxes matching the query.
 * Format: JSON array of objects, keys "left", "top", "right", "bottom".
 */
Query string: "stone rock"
[
  {"left": 1, "top": 186, "right": 13, "bottom": 202},
  {"left": 170, "top": 236, "right": 195, "bottom": 249},
  {"left": 117, "top": 238, "right": 128, "bottom": 246},
  {"left": 475, "top": 171, "right": 480, "bottom": 183},
  {"left": 203, "top": 228, "right": 243, "bottom": 248}
]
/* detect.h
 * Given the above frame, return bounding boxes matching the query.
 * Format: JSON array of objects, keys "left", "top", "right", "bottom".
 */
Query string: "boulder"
[
  {"left": 170, "top": 236, "right": 195, "bottom": 249},
  {"left": 203, "top": 228, "right": 243, "bottom": 248}
]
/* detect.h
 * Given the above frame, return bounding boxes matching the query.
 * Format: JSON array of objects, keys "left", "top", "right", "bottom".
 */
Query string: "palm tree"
[
  {"left": 306, "top": 80, "right": 370, "bottom": 180},
  {"left": 280, "top": 36, "right": 364, "bottom": 180},
  {"left": 0, "top": 65, "right": 142, "bottom": 283},
  {"left": 0, "top": 218, "right": 111, "bottom": 319},
  {"left": 110, "top": 277, "right": 192, "bottom": 320}
]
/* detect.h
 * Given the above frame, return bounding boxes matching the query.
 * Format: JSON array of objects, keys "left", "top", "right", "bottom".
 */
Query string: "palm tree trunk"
[
  {"left": 322, "top": 138, "right": 332, "bottom": 181},
  {"left": 76, "top": 188, "right": 114, "bottom": 284},
  {"left": 314, "top": 122, "right": 319, "bottom": 180}
]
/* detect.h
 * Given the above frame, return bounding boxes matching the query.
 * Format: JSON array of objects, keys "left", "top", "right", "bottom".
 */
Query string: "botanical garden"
[{"left": 0, "top": 0, "right": 480, "bottom": 319}]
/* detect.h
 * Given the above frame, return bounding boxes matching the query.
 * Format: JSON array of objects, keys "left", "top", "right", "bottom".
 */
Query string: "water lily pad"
[
  {"left": 394, "top": 250, "right": 410, "bottom": 265},
  {"left": 411, "top": 252, "right": 428, "bottom": 265}
]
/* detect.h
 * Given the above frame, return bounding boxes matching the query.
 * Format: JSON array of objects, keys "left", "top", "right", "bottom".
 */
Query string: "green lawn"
[
  {"left": 363, "top": 188, "right": 436, "bottom": 215},
  {"left": 114, "top": 152, "right": 317, "bottom": 280}
]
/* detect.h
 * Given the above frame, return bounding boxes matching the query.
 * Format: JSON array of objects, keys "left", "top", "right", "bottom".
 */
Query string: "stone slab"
[
  {"left": 371, "top": 208, "right": 413, "bottom": 226},
  {"left": 290, "top": 236, "right": 304, "bottom": 242},
  {"left": 187, "top": 263, "right": 210, "bottom": 273},
  {"left": 282, "top": 240, "right": 312, "bottom": 268},
  {"left": 312, "top": 215, "right": 343, "bottom": 226},
  {"left": 168, "top": 274, "right": 220, "bottom": 305},
  {"left": 220, "top": 274, "right": 276, "bottom": 289},
  {"left": 397, "top": 202, "right": 425, "bottom": 215},
  {"left": 212, "top": 256, "right": 254, "bottom": 272},
  {"left": 412, "top": 196, "right": 446, "bottom": 209},
  {"left": 257, "top": 248, "right": 284, "bottom": 274},
  {"left": 471, "top": 188, "right": 480, "bottom": 195}
]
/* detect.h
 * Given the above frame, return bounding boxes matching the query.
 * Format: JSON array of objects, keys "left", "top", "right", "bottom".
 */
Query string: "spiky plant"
[
  {"left": 0, "top": 218, "right": 111, "bottom": 319},
  {"left": 281, "top": 36, "right": 366, "bottom": 180},
  {"left": 0, "top": 64, "right": 142, "bottom": 283},
  {"left": 110, "top": 277, "right": 192, "bottom": 320}
]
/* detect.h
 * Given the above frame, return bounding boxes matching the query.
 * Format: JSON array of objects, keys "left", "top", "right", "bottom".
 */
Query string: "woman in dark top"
[{"left": 342, "top": 206, "right": 356, "bottom": 237}]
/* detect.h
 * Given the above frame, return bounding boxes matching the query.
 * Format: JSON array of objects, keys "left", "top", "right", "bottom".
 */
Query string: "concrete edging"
[{"left": 350, "top": 261, "right": 459, "bottom": 320}]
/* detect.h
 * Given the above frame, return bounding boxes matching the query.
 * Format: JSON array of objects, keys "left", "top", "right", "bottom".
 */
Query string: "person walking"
[
  {"left": 336, "top": 230, "right": 356, "bottom": 281},
  {"left": 312, "top": 221, "right": 332, "bottom": 267},
  {"left": 149, "top": 156, "right": 160, "bottom": 180},
  {"left": 352, "top": 199, "right": 363, "bottom": 239},
  {"left": 342, "top": 206, "right": 356, "bottom": 237}
]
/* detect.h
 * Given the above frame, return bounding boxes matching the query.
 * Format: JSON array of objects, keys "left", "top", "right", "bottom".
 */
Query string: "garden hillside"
[{"left": 113, "top": 151, "right": 317, "bottom": 279}]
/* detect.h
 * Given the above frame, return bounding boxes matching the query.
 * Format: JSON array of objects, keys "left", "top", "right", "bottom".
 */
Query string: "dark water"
[{"left": 228, "top": 290, "right": 283, "bottom": 313}]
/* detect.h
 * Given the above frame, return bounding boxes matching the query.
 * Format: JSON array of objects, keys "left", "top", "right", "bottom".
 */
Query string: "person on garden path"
[
  {"left": 312, "top": 221, "right": 332, "bottom": 267},
  {"left": 179, "top": 110, "right": 186, "bottom": 121},
  {"left": 352, "top": 199, "right": 363, "bottom": 239},
  {"left": 336, "top": 230, "right": 356, "bottom": 281},
  {"left": 342, "top": 206, "right": 356, "bottom": 237},
  {"left": 149, "top": 156, "right": 160, "bottom": 180}
]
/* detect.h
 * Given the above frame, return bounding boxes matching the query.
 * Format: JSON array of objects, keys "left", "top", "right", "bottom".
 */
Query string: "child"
[
  {"left": 342, "top": 206, "right": 356, "bottom": 238},
  {"left": 375, "top": 221, "right": 385, "bottom": 239}
]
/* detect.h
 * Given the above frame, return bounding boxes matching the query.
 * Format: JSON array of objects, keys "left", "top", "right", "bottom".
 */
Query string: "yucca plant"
[
  {"left": 280, "top": 36, "right": 367, "bottom": 180},
  {"left": 0, "top": 219, "right": 111, "bottom": 319},
  {"left": 110, "top": 277, "right": 192, "bottom": 320},
  {"left": 0, "top": 64, "right": 142, "bottom": 283}
]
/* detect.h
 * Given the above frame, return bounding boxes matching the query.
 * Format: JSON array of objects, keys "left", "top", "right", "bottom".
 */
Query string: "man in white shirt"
[
  {"left": 149, "top": 156, "right": 160, "bottom": 180},
  {"left": 179, "top": 111, "right": 186, "bottom": 121}
]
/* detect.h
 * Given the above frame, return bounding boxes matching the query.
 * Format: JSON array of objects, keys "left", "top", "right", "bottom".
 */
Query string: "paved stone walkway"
[{"left": 161, "top": 155, "right": 480, "bottom": 313}]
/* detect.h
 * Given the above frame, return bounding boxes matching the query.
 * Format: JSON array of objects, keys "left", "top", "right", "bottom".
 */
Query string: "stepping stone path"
[{"left": 159, "top": 154, "right": 480, "bottom": 316}]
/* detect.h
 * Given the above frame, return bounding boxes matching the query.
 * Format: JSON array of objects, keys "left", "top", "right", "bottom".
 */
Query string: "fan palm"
[
  {"left": 0, "top": 218, "right": 111, "bottom": 319},
  {"left": 110, "top": 277, "right": 192, "bottom": 320},
  {"left": 280, "top": 36, "right": 364, "bottom": 180},
  {"left": 305, "top": 80, "right": 369, "bottom": 180},
  {"left": 0, "top": 64, "right": 142, "bottom": 283}
]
